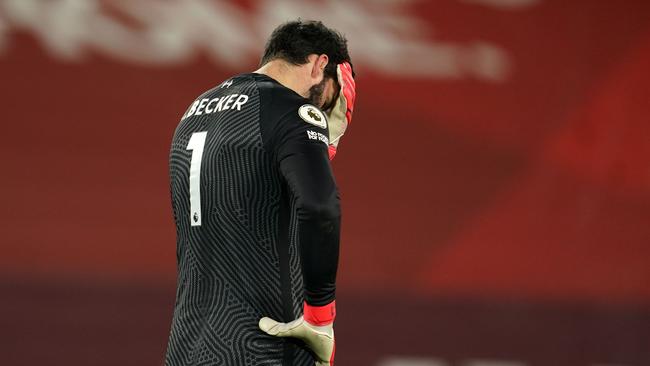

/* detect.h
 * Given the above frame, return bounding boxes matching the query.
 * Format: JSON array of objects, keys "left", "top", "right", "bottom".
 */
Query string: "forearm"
[
  {"left": 280, "top": 150, "right": 340, "bottom": 307},
  {"left": 298, "top": 207, "right": 340, "bottom": 306}
]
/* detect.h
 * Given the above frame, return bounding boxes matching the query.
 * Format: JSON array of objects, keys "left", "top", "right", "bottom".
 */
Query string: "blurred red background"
[{"left": 1, "top": 0, "right": 649, "bottom": 365}]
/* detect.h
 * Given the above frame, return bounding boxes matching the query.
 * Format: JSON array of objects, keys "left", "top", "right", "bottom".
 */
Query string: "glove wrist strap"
[{"left": 303, "top": 300, "right": 336, "bottom": 326}]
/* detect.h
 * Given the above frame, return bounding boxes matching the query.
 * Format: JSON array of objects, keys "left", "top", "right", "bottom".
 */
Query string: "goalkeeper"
[{"left": 164, "top": 19, "right": 356, "bottom": 366}]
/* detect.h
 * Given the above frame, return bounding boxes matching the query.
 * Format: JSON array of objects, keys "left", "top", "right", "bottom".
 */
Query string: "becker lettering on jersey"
[
  {"left": 307, "top": 130, "right": 329, "bottom": 145},
  {"left": 182, "top": 94, "right": 249, "bottom": 120}
]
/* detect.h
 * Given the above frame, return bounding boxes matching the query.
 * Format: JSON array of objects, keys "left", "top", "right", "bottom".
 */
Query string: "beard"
[{"left": 307, "top": 78, "right": 327, "bottom": 108}]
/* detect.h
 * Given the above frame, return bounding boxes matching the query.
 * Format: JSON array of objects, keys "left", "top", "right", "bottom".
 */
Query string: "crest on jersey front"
[{"left": 298, "top": 104, "right": 327, "bottom": 129}]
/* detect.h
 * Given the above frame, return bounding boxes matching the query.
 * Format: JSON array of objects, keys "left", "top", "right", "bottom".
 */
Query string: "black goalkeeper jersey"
[{"left": 164, "top": 73, "right": 340, "bottom": 366}]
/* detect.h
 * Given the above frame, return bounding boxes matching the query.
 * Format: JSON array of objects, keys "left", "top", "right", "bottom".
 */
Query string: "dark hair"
[{"left": 260, "top": 20, "right": 354, "bottom": 80}]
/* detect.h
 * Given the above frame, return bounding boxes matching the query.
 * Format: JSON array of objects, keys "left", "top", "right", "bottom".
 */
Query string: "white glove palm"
[{"left": 259, "top": 315, "right": 335, "bottom": 366}]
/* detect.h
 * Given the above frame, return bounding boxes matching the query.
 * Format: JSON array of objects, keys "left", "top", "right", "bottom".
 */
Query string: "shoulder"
[
  {"left": 251, "top": 75, "right": 328, "bottom": 129},
  {"left": 250, "top": 73, "right": 307, "bottom": 115}
]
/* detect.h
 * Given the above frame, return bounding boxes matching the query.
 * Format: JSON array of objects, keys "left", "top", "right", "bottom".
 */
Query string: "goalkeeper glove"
[
  {"left": 326, "top": 62, "right": 356, "bottom": 160},
  {"left": 259, "top": 301, "right": 336, "bottom": 366}
]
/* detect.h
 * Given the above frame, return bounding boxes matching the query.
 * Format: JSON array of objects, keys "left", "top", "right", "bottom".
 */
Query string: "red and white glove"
[
  {"left": 259, "top": 301, "right": 336, "bottom": 365},
  {"left": 326, "top": 62, "right": 356, "bottom": 160}
]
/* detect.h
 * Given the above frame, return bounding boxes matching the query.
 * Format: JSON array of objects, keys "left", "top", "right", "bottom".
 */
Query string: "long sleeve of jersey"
[{"left": 276, "top": 109, "right": 341, "bottom": 307}]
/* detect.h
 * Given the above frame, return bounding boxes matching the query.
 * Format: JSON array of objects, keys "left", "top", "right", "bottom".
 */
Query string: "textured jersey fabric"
[{"left": 164, "top": 73, "right": 340, "bottom": 366}]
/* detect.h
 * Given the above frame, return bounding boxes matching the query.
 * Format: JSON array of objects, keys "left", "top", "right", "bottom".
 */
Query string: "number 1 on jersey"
[{"left": 187, "top": 132, "right": 207, "bottom": 226}]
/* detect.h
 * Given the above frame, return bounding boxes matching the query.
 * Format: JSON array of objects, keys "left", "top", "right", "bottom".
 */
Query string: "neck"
[{"left": 254, "top": 60, "right": 308, "bottom": 98}]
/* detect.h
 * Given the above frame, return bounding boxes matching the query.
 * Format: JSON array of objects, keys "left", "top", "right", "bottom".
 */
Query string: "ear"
[{"left": 309, "top": 54, "right": 329, "bottom": 80}]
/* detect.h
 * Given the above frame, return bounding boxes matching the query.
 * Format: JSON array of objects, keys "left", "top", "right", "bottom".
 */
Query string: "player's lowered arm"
[
  {"left": 260, "top": 147, "right": 340, "bottom": 365},
  {"left": 279, "top": 145, "right": 340, "bottom": 305}
]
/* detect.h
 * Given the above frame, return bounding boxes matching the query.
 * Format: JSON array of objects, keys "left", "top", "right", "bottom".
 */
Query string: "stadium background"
[{"left": 1, "top": 0, "right": 649, "bottom": 365}]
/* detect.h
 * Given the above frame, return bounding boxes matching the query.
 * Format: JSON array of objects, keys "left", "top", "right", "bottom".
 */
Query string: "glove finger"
[
  {"left": 339, "top": 72, "right": 354, "bottom": 101},
  {"left": 340, "top": 63, "right": 355, "bottom": 85},
  {"left": 342, "top": 70, "right": 355, "bottom": 88},
  {"left": 342, "top": 88, "right": 353, "bottom": 109},
  {"left": 336, "top": 65, "right": 345, "bottom": 89},
  {"left": 258, "top": 317, "right": 298, "bottom": 337},
  {"left": 334, "top": 72, "right": 352, "bottom": 120},
  {"left": 339, "top": 71, "right": 354, "bottom": 91},
  {"left": 342, "top": 88, "right": 355, "bottom": 117},
  {"left": 341, "top": 61, "right": 352, "bottom": 74},
  {"left": 342, "top": 85, "right": 355, "bottom": 107},
  {"left": 340, "top": 72, "right": 356, "bottom": 102},
  {"left": 341, "top": 74, "right": 357, "bottom": 89}
]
